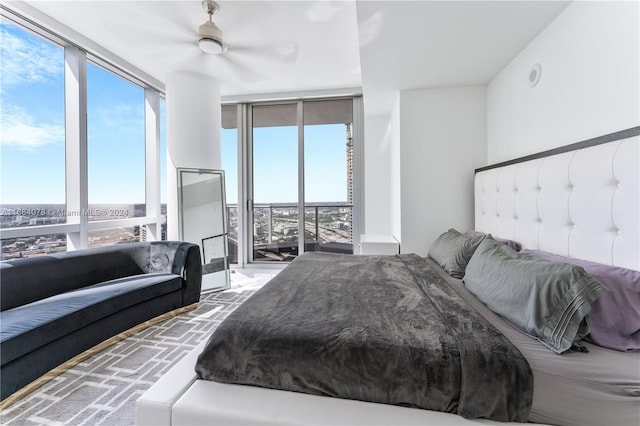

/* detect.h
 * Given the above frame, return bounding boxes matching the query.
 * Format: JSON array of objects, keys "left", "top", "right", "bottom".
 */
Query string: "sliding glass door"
[
  {"left": 248, "top": 99, "right": 354, "bottom": 263},
  {"left": 303, "top": 99, "right": 353, "bottom": 254},
  {"left": 250, "top": 104, "right": 299, "bottom": 261}
]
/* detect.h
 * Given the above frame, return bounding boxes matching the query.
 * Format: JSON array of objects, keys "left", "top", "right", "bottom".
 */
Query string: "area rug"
[{"left": 0, "top": 271, "right": 269, "bottom": 426}]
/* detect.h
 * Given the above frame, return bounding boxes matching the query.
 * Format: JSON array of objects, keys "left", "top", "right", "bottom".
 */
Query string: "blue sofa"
[{"left": 0, "top": 241, "right": 202, "bottom": 401}]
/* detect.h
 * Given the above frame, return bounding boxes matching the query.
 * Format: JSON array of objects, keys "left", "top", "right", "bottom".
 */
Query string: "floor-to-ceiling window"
[
  {"left": 0, "top": 11, "right": 165, "bottom": 259},
  {"left": 250, "top": 103, "right": 299, "bottom": 262},
  {"left": 86, "top": 62, "right": 146, "bottom": 247},
  {"left": 244, "top": 98, "right": 358, "bottom": 263},
  {"left": 303, "top": 98, "right": 353, "bottom": 255},
  {"left": 0, "top": 18, "right": 67, "bottom": 259}
]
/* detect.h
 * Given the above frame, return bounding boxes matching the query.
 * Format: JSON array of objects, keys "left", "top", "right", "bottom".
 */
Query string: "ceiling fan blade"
[
  {"left": 226, "top": 41, "right": 299, "bottom": 65},
  {"left": 141, "top": 38, "right": 197, "bottom": 62},
  {"left": 207, "top": 54, "right": 266, "bottom": 85}
]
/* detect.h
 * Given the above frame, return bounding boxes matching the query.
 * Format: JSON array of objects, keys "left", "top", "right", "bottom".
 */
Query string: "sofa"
[{"left": 0, "top": 241, "right": 202, "bottom": 401}]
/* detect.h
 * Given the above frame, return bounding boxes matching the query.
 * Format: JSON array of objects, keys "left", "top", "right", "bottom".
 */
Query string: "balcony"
[{"left": 226, "top": 202, "right": 353, "bottom": 263}]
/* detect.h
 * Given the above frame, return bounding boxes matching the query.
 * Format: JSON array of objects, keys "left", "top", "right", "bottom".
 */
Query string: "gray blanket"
[{"left": 195, "top": 252, "right": 533, "bottom": 421}]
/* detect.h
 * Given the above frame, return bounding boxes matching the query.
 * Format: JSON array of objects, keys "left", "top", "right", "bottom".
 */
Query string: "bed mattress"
[{"left": 429, "top": 258, "right": 640, "bottom": 426}]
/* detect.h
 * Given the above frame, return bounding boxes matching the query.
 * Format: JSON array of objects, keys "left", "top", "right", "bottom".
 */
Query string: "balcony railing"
[
  {"left": 225, "top": 202, "right": 353, "bottom": 263},
  {"left": 1, "top": 203, "right": 350, "bottom": 263}
]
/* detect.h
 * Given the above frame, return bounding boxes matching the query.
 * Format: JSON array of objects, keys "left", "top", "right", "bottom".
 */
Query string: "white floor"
[
  {"left": 201, "top": 265, "right": 282, "bottom": 294},
  {"left": 228, "top": 266, "right": 282, "bottom": 290}
]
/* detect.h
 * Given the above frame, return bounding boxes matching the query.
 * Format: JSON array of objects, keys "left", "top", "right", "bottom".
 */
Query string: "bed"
[{"left": 136, "top": 127, "right": 640, "bottom": 426}]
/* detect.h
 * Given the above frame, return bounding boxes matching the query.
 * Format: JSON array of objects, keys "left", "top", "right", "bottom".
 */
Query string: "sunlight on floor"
[{"left": 226, "top": 267, "right": 282, "bottom": 293}]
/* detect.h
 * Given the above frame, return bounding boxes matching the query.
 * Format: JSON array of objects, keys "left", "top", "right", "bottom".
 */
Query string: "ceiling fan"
[
  {"left": 195, "top": 1, "right": 298, "bottom": 65},
  {"left": 198, "top": 0, "right": 225, "bottom": 54},
  {"left": 121, "top": 0, "right": 300, "bottom": 86}
]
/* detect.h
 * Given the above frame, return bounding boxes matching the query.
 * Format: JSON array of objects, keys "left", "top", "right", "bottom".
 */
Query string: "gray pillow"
[
  {"left": 463, "top": 237, "right": 608, "bottom": 354},
  {"left": 464, "top": 230, "right": 522, "bottom": 251},
  {"left": 428, "top": 229, "right": 485, "bottom": 278}
]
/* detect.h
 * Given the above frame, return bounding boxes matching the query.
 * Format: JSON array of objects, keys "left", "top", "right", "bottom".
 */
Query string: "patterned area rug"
[{"left": 0, "top": 271, "right": 271, "bottom": 426}]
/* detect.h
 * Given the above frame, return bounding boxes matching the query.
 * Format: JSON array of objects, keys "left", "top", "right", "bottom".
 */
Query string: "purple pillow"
[
  {"left": 465, "top": 230, "right": 521, "bottom": 252},
  {"left": 521, "top": 249, "right": 640, "bottom": 352}
]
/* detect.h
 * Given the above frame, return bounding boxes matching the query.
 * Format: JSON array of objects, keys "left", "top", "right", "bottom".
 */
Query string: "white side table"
[{"left": 358, "top": 234, "right": 400, "bottom": 255}]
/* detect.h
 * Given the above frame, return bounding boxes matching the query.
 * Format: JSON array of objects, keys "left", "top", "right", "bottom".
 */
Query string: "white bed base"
[
  {"left": 136, "top": 127, "right": 639, "bottom": 425},
  {"left": 136, "top": 339, "right": 532, "bottom": 426}
]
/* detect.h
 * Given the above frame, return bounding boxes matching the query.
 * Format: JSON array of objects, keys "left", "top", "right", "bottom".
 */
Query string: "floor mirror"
[{"left": 177, "top": 168, "right": 230, "bottom": 293}]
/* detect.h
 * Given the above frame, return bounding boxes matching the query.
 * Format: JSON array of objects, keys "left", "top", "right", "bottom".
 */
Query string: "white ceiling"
[
  {"left": 9, "top": 0, "right": 570, "bottom": 114},
  {"left": 16, "top": 0, "right": 363, "bottom": 96},
  {"left": 356, "top": 1, "right": 570, "bottom": 115}
]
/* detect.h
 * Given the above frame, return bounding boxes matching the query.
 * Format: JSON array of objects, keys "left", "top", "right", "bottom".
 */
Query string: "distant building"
[{"left": 346, "top": 123, "right": 353, "bottom": 242}]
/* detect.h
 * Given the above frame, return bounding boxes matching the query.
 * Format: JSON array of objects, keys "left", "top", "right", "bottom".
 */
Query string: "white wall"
[
  {"left": 363, "top": 114, "right": 392, "bottom": 235},
  {"left": 166, "top": 71, "right": 222, "bottom": 241},
  {"left": 397, "top": 86, "right": 487, "bottom": 255},
  {"left": 487, "top": 1, "right": 640, "bottom": 163}
]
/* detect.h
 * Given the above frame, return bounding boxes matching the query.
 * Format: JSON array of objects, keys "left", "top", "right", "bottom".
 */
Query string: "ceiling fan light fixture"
[
  {"left": 198, "top": 0, "right": 224, "bottom": 54},
  {"left": 199, "top": 37, "right": 224, "bottom": 54}
]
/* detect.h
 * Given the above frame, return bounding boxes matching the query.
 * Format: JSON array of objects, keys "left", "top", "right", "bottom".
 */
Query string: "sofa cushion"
[
  {"left": 0, "top": 247, "right": 150, "bottom": 311},
  {"left": 0, "top": 273, "right": 182, "bottom": 366}
]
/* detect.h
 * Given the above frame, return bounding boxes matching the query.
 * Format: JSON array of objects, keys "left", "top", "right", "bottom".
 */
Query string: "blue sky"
[
  {"left": 1, "top": 19, "right": 349, "bottom": 207},
  {"left": 1, "top": 20, "right": 66, "bottom": 204},
  {"left": 87, "top": 62, "right": 146, "bottom": 205},
  {"left": 227, "top": 123, "right": 349, "bottom": 205}
]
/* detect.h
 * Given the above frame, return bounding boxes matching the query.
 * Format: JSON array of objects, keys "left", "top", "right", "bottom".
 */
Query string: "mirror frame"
[{"left": 176, "top": 168, "right": 229, "bottom": 292}]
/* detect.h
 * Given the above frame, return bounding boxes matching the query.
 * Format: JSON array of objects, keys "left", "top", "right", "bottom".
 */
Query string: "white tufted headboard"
[{"left": 475, "top": 127, "right": 640, "bottom": 271}]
